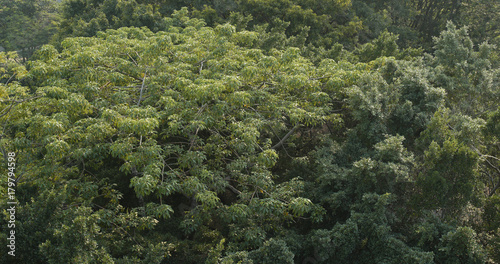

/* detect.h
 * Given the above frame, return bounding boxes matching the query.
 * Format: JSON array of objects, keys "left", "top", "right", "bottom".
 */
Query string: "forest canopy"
[{"left": 0, "top": 0, "right": 499, "bottom": 263}]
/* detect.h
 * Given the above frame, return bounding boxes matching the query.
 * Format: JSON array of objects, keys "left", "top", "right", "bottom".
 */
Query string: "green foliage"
[
  {"left": 310, "top": 193, "right": 435, "bottom": 263},
  {"left": 1, "top": 13, "right": 333, "bottom": 262},
  {"left": 346, "top": 57, "right": 444, "bottom": 146},
  {"left": 432, "top": 22, "right": 499, "bottom": 117},
  {"left": 54, "top": 0, "right": 167, "bottom": 41},
  {"left": 247, "top": 238, "right": 294, "bottom": 264},
  {"left": 0, "top": 52, "right": 27, "bottom": 84},
  {"left": 415, "top": 138, "right": 479, "bottom": 216},
  {"left": 355, "top": 30, "right": 400, "bottom": 62},
  {"left": 0, "top": 0, "right": 60, "bottom": 59},
  {"left": 436, "top": 227, "right": 487, "bottom": 264},
  {"left": 458, "top": 0, "right": 500, "bottom": 67},
  {"left": 0, "top": 1, "right": 499, "bottom": 263}
]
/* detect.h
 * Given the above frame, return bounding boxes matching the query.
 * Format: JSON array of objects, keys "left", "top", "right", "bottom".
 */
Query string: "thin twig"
[{"left": 309, "top": 75, "right": 330, "bottom": 81}]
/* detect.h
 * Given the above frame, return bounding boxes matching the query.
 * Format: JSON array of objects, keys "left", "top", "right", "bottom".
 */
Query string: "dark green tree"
[{"left": 0, "top": 0, "right": 60, "bottom": 60}]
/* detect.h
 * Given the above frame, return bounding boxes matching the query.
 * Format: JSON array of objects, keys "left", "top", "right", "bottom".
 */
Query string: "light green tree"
[{"left": 1, "top": 10, "right": 334, "bottom": 262}]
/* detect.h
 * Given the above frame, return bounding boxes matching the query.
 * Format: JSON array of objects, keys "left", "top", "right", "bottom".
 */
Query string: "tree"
[
  {"left": 458, "top": 0, "right": 500, "bottom": 48},
  {"left": 1, "top": 2, "right": 499, "bottom": 263},
  {"left": 0, "top": 0, "right": 60, "bottom": 60},
  {"left": 53, "top": 0, "right": 166, "bottom": 42},
  {"left": 308, "top": 134, "right": 435, "bottom": 263},
  {"left": 1, "top": 11, "right": 334, "bottom": 262},
  {"left": 431, "top": 22, "right": 499, "bottom": 117}
]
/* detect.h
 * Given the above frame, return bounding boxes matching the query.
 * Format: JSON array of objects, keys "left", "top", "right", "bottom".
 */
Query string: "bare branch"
[
  {"left": 0, "top": 103, "right": 16, "bottom": 118},
  {"left": 226, "top": 184, "right": 242, "bottom": 195},
  {"left": 4, "top": 73, "right": 16, "bottom": 85},
  {"left": 198, "top": 59, "right": 206, "bottom": 74},
  {"left": 484, "top": 157, "right": 500, "bottom": 176},
  {"left": 271, "top": 124, "right": 300, "bottom": 150},
  {"left": 471, "top": 146, "right": 500, "bottom": 162},
  {"left": 490, "top": 181, "right": 500, "bottom": 197},
  {"left": 188, "top": 127, "right": 200, "bottom": 151},
  {"left": 482, "top": 154, "right": 500, "bottom": 162},
  {"left": 127, "top": 53, "right": 139, "bottom": 66},
  {"left": 0, "top": 143, "right": 7, "bottom": 166},
  {"left": 100, "top": 64, "right": 143, "bottom": 81},
  {"left": 309, "top": 75, "right": 330, "bottom": 81},
  {"left": 99, "top": 81, "right": 111, "bottom": 89},
  {"left": 0, "top": 95, "right": 42, "bottom": 118},
  {"left": 137, "top": 70, "right": 148, "bottom": 106}
]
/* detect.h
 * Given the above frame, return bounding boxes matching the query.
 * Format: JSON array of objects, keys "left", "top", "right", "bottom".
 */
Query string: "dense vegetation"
[{"left": 1, "top": 0, "right": 499, "bottom": 263}]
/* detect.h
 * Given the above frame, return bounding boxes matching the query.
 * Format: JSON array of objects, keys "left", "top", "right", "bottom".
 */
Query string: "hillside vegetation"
[{"left": 1, "top": 0, "right": 499, "bottom": 263}]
